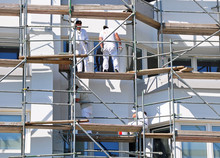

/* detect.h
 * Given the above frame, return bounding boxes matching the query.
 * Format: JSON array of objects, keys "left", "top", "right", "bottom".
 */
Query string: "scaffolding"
[{"left": 1, "top": 0, "right": 220, "bottom": 158}]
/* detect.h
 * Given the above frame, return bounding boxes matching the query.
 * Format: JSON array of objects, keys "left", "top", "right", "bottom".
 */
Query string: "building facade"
[{"left": 0, "top": 0, "right": 220, "bottom": 158}]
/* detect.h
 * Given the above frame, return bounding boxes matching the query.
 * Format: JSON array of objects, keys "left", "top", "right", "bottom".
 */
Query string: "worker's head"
[
  {"left": 75, "top": 20, "right": 82, "bottom": 31},
  {"left": 103, "top": 25, "right": 108, "bottom": 30},
  {"left": 132, "top": 113, "right": 136, "bottom": 118}
]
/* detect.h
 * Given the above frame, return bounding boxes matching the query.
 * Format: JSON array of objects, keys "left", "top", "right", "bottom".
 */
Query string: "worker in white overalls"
[
  {"left": 99, "top": 26, "right": 123, "bottom": 72},
  {"left": 74, "top": 20, "right": 89, "bottom": 72},
  {"left": 76, "top": 84, "right": 92, "bottom": 133},
  {"left": 128, "top": 110, "right": 148, "bottom": 134}
]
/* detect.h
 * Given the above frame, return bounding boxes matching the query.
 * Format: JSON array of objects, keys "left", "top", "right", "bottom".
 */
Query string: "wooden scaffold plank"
[
  {"left": 176, "top": 130, "right": 220, "bottom": 143},
  {"left": 127, "top": 66, "right": 184, "bottom": 76},
  {"left": 26, "top": 119, "right": 89, "bottom": 125},
  {"left": 76, "top": 72, "right": 135, "bottom": 80},
  {"left": 0, "top": 59, "right": 24, "bottom": 67},
  {"left": 144, "top": 133, "right": 173, "bottom": 139},
  {"left": 76, "top": 135, "right": 136, "bottom": 143},
  {"left": 175, "top": 72, "right": 220, "bottom": 80},
  {"left": 0, "top": 122, "right": 22, "bottom": 133},
  {"left": 77, "top": 123, "right": 142, "bottom": 132},
  {"left": 136, "top": 11, "right": 160, "bottom": 29},
  {"left": 162, "top": 23, "right": 220, "bottom": 36}
]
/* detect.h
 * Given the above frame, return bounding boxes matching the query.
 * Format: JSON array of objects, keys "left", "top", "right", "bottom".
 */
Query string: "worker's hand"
[
  {"left": 76, "top": 41, "right": 80, "bottom": 45},
  {"left": 84, "top": 41, "right": 88, "bottom": 45},
  {"left": 101, "top": 47, "right": 104, "bottom": 52},
  {"left": 118, "top": 45, "right": 123, "bottom": 53}
]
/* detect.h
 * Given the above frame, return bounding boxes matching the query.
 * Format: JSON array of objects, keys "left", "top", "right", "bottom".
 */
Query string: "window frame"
[{"left": 0, "top": 109, "right": 30, "bottom": 153}]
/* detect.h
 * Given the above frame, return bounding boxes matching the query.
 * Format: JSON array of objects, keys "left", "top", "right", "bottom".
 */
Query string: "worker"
[
  {"left": 74, "top": 20, "right": 89, "bottom": 72},
  {"left": 128, "top": 110, "right": 148, "bottom": 134},
  {"left": 99, "top": 26, "right": 123, "bottom": 72},
  {"left": 75, "top": 84, "right": 92, "bottom": 133}
]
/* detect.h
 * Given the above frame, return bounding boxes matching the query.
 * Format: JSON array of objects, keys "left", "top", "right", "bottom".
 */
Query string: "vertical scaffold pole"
[
  {"left": 132, "top": 0, "right": 139, "bottom": 155},
  {"left": 19, "top": 0, "right": 23, "bottom": 57},
  {"left": 170, "top": 39, "right": 176, "bottom": 158},
  {"left": 21, "top": 0, "right": 27, "bottom": 157},
  {"left": 159, "top": 0, "right": 164, "bottom": 67},
  {"left": 142, "top": 90, "right": 146, "bottom": 158},
  {"left": 68, "top": 0, "right": 75, "bottom": 158}
]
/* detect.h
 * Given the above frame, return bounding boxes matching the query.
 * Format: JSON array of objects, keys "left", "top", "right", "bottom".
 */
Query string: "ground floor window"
[
  {"left": 0, "top": 47, "right": 19, "bottom": 59},
  {"left": 197, "top": 59, "right": 220, "bottom": 72},
  {"left": 152, "top": 126, "right": 171, "bottom": 158},
  {"left": 169, "top": 58, "right": 191, "bottom": 68},
  {"left": 94, "top": 142, "right": 119, "bottom": 157},
  {"left": 0, "top": 115, "right": 21, "bottom": 149},
  {"left": 212, "top": 126, "right": 220, "bottom": 158},
  {"left": 181, "top": 125, "right": 207, "bottom": 158}
]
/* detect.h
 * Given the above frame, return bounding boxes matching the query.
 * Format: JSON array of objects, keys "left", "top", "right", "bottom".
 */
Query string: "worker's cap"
[
  {"left": 131, "top": 109, "right": 136, "bottom": 113},
  {"left": 103, "top": 25, "right": 109, "bottom": 30},
  {"left": 76, "top": 20, "right": 82, "bottom": 25}
]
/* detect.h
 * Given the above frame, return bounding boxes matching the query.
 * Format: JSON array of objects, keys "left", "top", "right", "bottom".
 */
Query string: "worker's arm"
[
  {"left": 115, "top": 33, "right": 122, "bottom": 46},
  {"left": 99, "top": 37, "right": 104, "bottom": 49}
]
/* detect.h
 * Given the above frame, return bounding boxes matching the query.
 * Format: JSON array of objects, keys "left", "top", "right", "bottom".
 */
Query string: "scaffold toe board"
[
  {"left": 162, "top": 23, "right": 220, "bottom": 35},
  {"left": 77, "top": 123, "right": 142, "bottom": 132},
  {"left": 76, "top": 135, "right": 136, "bottom": 142},
  {"left": 175, "top": 72, "right": 220, "bottom": 79},
  {"left": 76, "top": 72, "right": 135, "bottom": 80},
  {"left": 176, "top": 130, "right": 220, "bottom": 143},
  {"left": 127, "top": 66, "right": 184, "bottom": 76}
]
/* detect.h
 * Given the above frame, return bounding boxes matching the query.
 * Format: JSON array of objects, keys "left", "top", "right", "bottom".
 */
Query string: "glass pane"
[
  {"left": 169, "top": 58, "right": 191, "bottom": 67},
  {"left": 0, "top": 115, "right": 21, "bottom": 149},
  {"left": 197, "top": 59, "right": 220, "bottom": 72},
  {"left": 181, "top": 125, "right": 207, "bottom": 158},
  {"left": 94, "top": 142, "right": 119, "bottom": 156},
  {"left": 0, "top": 133, "right": 21, "bottom": 149},
  {"left": 0, "top": 47, "right": 19, "bottom": 59},
  {"left": 0, "top": 115, "right": 21, "bottom": 122},
  {"left": 147, "top": 52, "right": 158, "bottom": 69},
  {"left": 212, "top": 126, "right": 220, "bottom": 158},
  {"left": 153, "top": 127, "right": 171, "bottom": 158}
]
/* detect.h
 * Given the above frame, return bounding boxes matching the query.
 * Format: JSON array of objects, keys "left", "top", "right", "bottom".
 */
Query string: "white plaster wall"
[
  {"left": 82, "top": 79, "right": 134, "bottom": 125},
  {"left": 27, "top": 0, "right": 59, "bottom": 154},
  {"left": 161, "top": 0, "right": 220, "bottom": 52},
  {"left": 140, "top": 77, "right": 220, "bottom": 125}
]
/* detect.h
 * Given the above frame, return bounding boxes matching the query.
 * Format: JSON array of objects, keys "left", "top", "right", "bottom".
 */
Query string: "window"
[
  {"left": 212, "top": 126, "right": 220, "bottom": 158},
  {"left": 0, "top": 115, "right": 21, "bottom": 149},
  {"left": 181, "top": 125, "right": 207, "bottom": 158},
  {"left": 169, "top": 58, "right": 191, "bottom": 67},
  {"left": 0, "top": 47, "right": 19, "bottom": 59},
  {"left": 94, "top": 142, "right": 119, "bottom": 157},
  {"left": 126, "top": 44, "right": 142, "bottom": 72},
  {"left": 197, "top": 59, "right": 220, "bottom": 72},
  {"left": 147, "top": 52, "right": 158, "bottom": 69},
  {"left": 152, "top": 126, "right": 171, "bottom": 158},
  {"left": 147, "top": 52, "right": 158, "bottom": 77}
]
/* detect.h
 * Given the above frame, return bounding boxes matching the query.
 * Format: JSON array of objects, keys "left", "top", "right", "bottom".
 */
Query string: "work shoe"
[
  {"left": 104, "top": 69, "right": 108, "bottom": 72},
  {"left": 115, "top": 69, "right": 119, "bottom": 72}
]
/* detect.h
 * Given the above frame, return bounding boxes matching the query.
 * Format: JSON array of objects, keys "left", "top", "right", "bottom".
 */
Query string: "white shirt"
[
  {"left": 99, "top": 28, "right": 117, "bottom": 49},
  {"left": 75, "top": 29, "right": 89, "bottom": 51},
  {"left": 76, "top": 29, "right": 88, "bottom": 42}
]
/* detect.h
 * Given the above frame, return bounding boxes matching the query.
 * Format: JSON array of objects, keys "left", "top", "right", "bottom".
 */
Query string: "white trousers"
[
  {"left": 103, "top": 47, "right": 118, "bottom": 71},
  {"left": 76, "top": 44, "right": 88, "bottom": 72}
]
